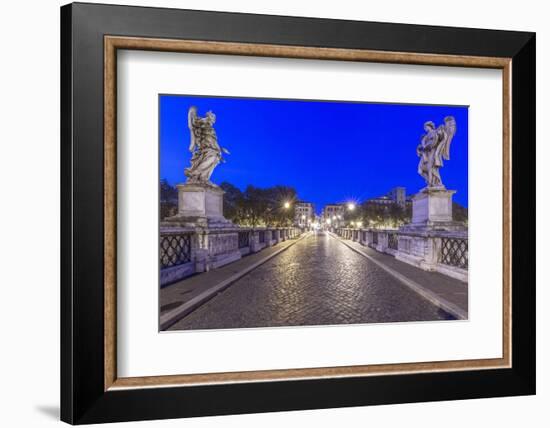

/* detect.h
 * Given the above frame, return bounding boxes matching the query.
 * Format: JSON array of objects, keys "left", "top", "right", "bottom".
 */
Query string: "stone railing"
[
  {"left": 160, "top": 230, "right": 194, "bottom": 269},
  {"left": 440, "top": 236, "right": 468, "bottom": 270},
  {"left": 336, "top": 227, "right": 468, "bottom": 282},
  {"left": 160, "top": 226, "right": 303, "bottom": 286}
]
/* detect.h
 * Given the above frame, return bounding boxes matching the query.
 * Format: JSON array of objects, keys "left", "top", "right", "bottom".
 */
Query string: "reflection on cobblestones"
[{"left": 170, "top": 232, "right": 453, "bottom": 330}]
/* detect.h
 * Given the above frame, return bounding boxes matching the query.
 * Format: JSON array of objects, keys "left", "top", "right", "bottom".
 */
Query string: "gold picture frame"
[{"left": 104, "top": 36, "right": 512, "bottom": 391}]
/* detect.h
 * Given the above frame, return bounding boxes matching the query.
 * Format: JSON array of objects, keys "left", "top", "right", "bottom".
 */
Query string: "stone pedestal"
[
  {"left": 164, "top": 182, "right": 233, "bottom": 228},
  {"left": 403, "top": 187, "right": 464, "bottom": 232},
  {"left": 177, "top": 182, "right": 224, "bottom": 220}
]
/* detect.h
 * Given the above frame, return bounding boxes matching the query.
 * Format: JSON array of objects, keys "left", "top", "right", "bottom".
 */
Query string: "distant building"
[
  {"left": 322, "top": 204, "right": 344, "bottom": 220},
  {"left": 365, "top": 195, "right": 393, "bottom": 206},
  {"left": 320, "top": 204, "right": 345, "bottom": 228},
  {"left": 366, "top": 186, "right": 409, "bottom": 208},
  {"left": 295, "top": 201, "right": 315, "bottom": 227},
  {"left": 388, "top": 187, "right": 406, "bottom": 207}
]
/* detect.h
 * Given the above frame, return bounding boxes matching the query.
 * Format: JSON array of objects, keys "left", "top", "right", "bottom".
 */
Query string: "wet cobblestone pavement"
[{"left": 169, "top": 232, "right": 453, "bottom": 330}]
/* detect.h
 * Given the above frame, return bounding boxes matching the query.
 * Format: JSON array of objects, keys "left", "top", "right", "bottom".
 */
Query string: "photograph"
[{"left": 158, "top": 95, "right": 469, "bottom": 331}]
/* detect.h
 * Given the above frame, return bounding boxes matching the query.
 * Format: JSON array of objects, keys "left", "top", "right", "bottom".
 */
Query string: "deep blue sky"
[{"left": 160, "top": 95, "right": 468, "bottom": 212}]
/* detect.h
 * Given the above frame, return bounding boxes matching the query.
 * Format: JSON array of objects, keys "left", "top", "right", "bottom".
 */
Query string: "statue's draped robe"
[
  {"left": 185, "top": 118, "right": 222, "bottom": 183},
  {"left": 417, "top": 123, "right": 453, "bottom": 188},
  {"left": 417, "top": 130, "right": 439, "bottom": 184}
]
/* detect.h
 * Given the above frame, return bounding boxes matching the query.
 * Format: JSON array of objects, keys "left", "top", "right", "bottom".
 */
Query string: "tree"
[
  {"left": 267, "top": 185, "right": 296, "bottom": 226},
  {"left": 452, "top": 202, "right": 468, "bottom": 225},
  {"left": 356, "top": 200, "right": 466, "bottom": 229},
  {"left": 342, "top": 203, "right": 363, "bottom": 226},
  {"left": 159, "top": 179, "right": 178, "bottom": 220},
  {"left": 359, "top": 201, "right": 409, "bottom": 229},
  {"left": 160, "top": 178, "right": 177, "bottom": 202},
  {"left": 220, "top": 182, "right": 245, "bottom": 223},
  {"left": 243, "top": 185, "right": 270, "bottom": 226},
  {"left": 218, "top": 182, "right": 297, "bottom": 227}
]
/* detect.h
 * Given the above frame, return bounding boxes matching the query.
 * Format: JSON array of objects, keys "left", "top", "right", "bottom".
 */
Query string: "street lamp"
[
  {"left": 283, "top": 201, "right": 290, "bottom": 209},
  {"left": 357, "top": 221, "right": 363, "bottom": 228},
  {"left": 347, "top": 202, "right": 356, "bottom": 211}
]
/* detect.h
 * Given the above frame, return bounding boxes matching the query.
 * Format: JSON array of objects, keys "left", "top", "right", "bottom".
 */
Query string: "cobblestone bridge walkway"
[{"left": 169, "top": 232, "right": 453, "bottom": 330}]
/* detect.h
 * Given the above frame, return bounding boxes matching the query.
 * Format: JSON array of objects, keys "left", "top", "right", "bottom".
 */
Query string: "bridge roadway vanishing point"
[{"left": 168, "top": 231, "right": 454, "bottom": 331}]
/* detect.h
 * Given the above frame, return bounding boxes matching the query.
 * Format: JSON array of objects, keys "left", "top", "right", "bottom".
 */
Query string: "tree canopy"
[
  {"left": 342, "top": 200, "right": 467, "bottom": 229},
  {"left": 221, "top": 182, "right": 297, "bottom": 227}
]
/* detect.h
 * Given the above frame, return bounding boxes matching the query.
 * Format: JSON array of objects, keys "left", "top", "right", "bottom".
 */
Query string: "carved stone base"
[
  {"left": 402, "top": 187, "right": 465, "bottom": 232},
  {"left": 163, "top": 182, "right": 234, "bottom": 228}
]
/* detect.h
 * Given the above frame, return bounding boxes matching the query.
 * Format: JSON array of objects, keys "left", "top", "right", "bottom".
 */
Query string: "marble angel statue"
[
  {"left": 184, "top": 106, "right": 230, "bottom": 185},
  {"left": 416, "top": 116, "right": 457, "bottom": 188}
]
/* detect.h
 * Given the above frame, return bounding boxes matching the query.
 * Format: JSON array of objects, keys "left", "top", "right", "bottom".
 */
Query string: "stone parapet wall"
[
  {"left": 160, "top": 226, "right": 303, "bottom": 286},
  {"left": 336, "top": 227, "right": 468, "bottom": 282}
]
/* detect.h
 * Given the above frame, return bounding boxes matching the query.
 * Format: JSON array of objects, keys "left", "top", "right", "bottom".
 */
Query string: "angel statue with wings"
[
  {"left": 416, "top": 116, "right": 457, "bottom": 189},
  {"left": 184, "top": 106, "right": 230, "bottom": 185}
]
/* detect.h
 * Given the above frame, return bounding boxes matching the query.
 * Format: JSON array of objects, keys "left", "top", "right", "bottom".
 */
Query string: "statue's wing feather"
[
  {"left": 440, "top": 116, "right": 457, "bottom": 160},
  {"left": 188, "top": 106, "right": 197, "bottom": 152}
]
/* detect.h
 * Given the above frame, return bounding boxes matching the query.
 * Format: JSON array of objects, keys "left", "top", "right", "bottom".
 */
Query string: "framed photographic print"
[{"left": 61, "top": 2, "right": 535, "bottom": 424}]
